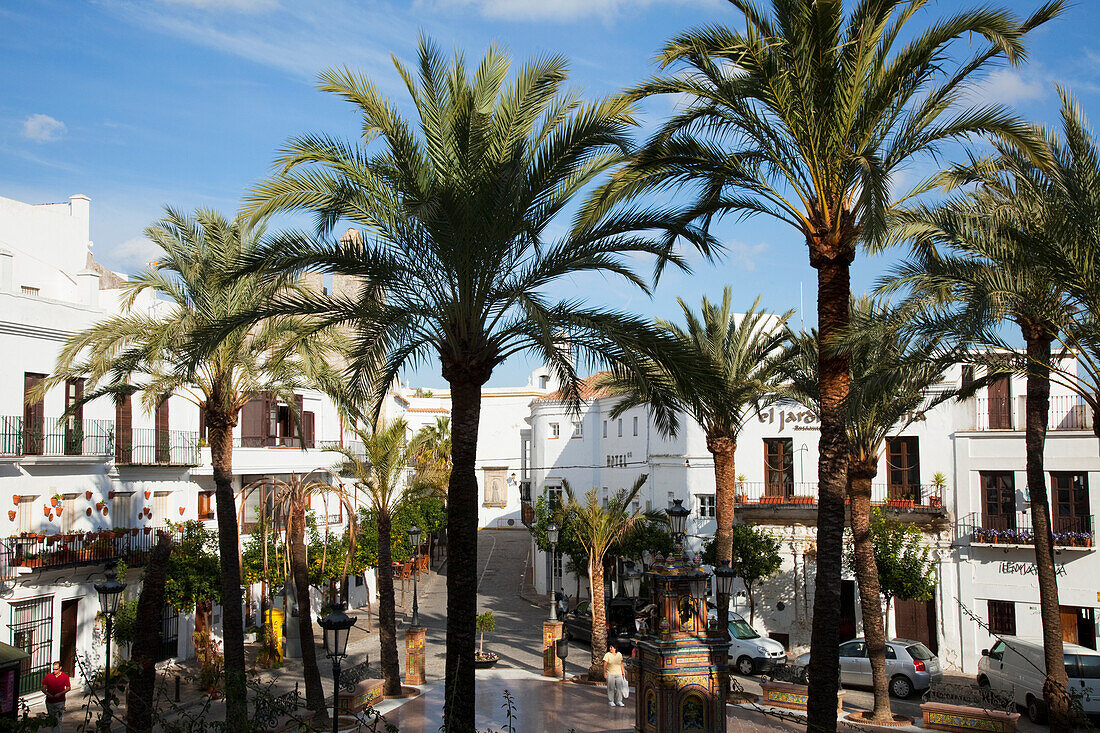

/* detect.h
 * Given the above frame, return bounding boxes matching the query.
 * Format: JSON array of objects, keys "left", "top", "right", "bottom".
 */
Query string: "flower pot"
[
  {"left": 11, "top": 495, "right": 18, "bottom": 506},
  {"left": 108, "top": 491, "right": 115, "bottom": 499},
  {"left": 55, "top": 507, "right": 62, "bottom": 516},
  {"left": 102, "top": 508, "right": 108, "bottom": 516},
  {"left": 145, "top": 491, "right": 151, "bottom": 500},
  {"left": 86, "top": 508, "right": 92, "bottom": 516},
  {"left": 178, "top": 507, "right": 185, "bottom": 516},
  {"left": 50, "top": 497, "right": 58, "bottom": 507},
  {"left": 474, "top": 652, "right": 500, "bottom": 669},
  {"left": 43, "top": 506, "right": 51, "bottom": 517},
  {"left": 85, "top": 491, "right": 93, "bottom": 500},
  {"left": 144, "top": 527, "right": 152, "bottom": 535},
  {"left": 6, "top": 511, "right": 15, "bottom": 521},
  {"left": 131, "top": 528, "right": 139, "bottom": 537}
]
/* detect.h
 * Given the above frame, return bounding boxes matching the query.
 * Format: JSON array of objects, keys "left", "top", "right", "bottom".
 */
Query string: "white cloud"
[
  {"left": 969, "top": 68, "right": 1047, "bottom": 106},
  {"left": 723, "top": 239, "right": 768, "bottom": 272},
  {"left": 21, "top": 114, "right": 66, "bottom": 143},
  {"left": 109, "top": 236, "right": 162, "bottom": 269},
  {"left": 156, "top": 0, "right": 278, "bottom": 11},
  {"left": 428, "top": 0, "right": 712, "bottom": 22}
]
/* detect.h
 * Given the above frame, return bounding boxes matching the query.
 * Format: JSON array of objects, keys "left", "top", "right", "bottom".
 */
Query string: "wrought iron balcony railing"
[
  {"left": 732, "top": 481, "right": 943, "bottom": 508},
  {"left": 4, "top": 526, "right": 181, "bottom": 571},
  {"left": 0, "top": 416, "right": 114, "bottom": 457},
  {"left": 960, "top": 512, "right": 1094, "bottom": 549},
  {"left": 115, "top": 428, "right": 200, "bottom": 466}
]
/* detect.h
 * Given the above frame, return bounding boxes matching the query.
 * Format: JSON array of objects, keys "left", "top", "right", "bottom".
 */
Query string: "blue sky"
[{"left": 3, "top": 0, "right": 1100, "bottom": 387}]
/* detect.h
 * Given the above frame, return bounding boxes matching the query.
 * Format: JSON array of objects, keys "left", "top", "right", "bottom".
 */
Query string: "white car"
[
  {"left": 978, "top": 636, "right": 1100, "bottom": 723},
  {"left": 708, "top": 610, "right": 787, "bottom": 675}
]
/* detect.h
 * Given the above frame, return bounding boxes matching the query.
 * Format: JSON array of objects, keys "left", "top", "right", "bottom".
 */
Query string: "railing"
[
  {"left": 116, "top": 428, "right": 200, "bottom": 465},
  {"left": 974, "top": 395, "right": 1093, "bottom": 432},
  {"left": 238, "top": 435, "right": 315, "bottom": 448},
  {"left": 0, "top": 416, "right": 114, "bottom": 457},
  {"left": 733, "top": 481, "right": 943, "bottom": 508},
  {"left": 318, "top": 440, "right": 365, "bottom": 458},
  {"left": 5, "top": 526, "right": 179, "bottom": 570},
  {"left": 960, "top": 512, "right": 1094, "bottom": 548}
]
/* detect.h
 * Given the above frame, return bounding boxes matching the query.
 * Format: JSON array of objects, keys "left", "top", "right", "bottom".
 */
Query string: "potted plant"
[
  {"left": 50, "top": 494, "right": 61, "bottom": 507},
  {"left": 85, "top": 491, "right": 93, "bottom": 500},
  {"left": 929, "top": 472, "right": 947, "bottom": 508},
  {"left": 735, "top": 474, "right": 749, "bottom": 503},
  {"left": 6, "top": 511, "right": 15, "bottom": 521},
  {"left": 474, "top": 611, "right": 499, "bottom": 668}
]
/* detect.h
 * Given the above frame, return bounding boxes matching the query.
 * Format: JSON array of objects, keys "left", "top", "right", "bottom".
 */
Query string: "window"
[
  {"left": 546, "top": 484, "right": 562, "bottom": 507},
  {"left": 886, "top": 436, "right": 920, "bottom": 502},
  {"left": 988, "top": 600, "right": 1016, "bottom": 636},
  {"left": 603, "top": 421, "right": 607, "bottom": 438},
  {"left": 59, "top": 494, "right": 76, "bottom": 534},
  {"left": 550, "top": 422, "right": 559, "bottom": 439},
  {"left": 839, "top": 641, "right": 866, "bottom": 658},
  {"left": 572, "top": 421, "right": 583, "bottom": 438},
  {"left": 23, "top": 373, "right": 45, "bottom": 456},
  {"left": 155, "top": 396, "right": 170, "bottom": 463},
  {"left": 697, "top": 495, "right": 715, "bottom": 518},
  {"left": 1052, "top": 472, "right": 1090, "bottom": 535},
  {"left": 19, "top": 286, "right": 39, "bottom": 297},
  {"left": 981, "top": 472, "right": 1016, "bottom": 531},
  {"left": 115, "top": 393, "right": 133, "bottom": 464},
  {"left": 539, "top": 375, "right": 550, "bottom": 389},
  {"left": 198, "top": 492, "right": 214, "bottom": 520},
  {"left": 617, "top": 419, "right": 623, "bottom": 437},
  {"left": 10, "top": 597, "right": 52, "bottom": 694},
  {"left": 961, "top": 365, "right": 974, "bottom": 392},
  {"left": 764, "top": 438, "right": 793, "bottom": 498},
  {"left": 112, "top": 492, "right": 133, "bottom": 528},
  {"left": 633, "top": 416, "right": 638, "bottom": 436},
  {"left": 64, "top": 379, "right": 84, "bottom": 455},
  {"left": 988, "top": 640, "right": 1006, "bottom": 661}
]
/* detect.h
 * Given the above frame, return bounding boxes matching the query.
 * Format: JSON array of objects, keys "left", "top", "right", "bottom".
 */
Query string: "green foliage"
[
  {"left": 241, "top": 518, "right": 286, "bottom": 587},
  {"left": 164, "top": 520, "right": 222, "bottom": 611},
  {"left": 703, "top": 524, "right": 783, "bottom": 622},
  {"left": 354, "top": 495, "right": 446, "bottom": 568},
  {"left": 850, "top": 508, "right": 937, "bottom": 605},
  {"left": 475, "top": 611, "right": 495, "bottom": 635},
  {"left": 111, "top": 598, "right": 139, "bottom": 646}
]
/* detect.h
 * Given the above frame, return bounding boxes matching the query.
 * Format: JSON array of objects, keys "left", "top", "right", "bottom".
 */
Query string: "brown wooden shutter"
[
  {"left": 155, "top": 396, "right": 170, "bottom": 462},
  {"left": 294, "top": 395, "right": 304, "bottom": 447},
  {"left": 241, "top": 396, "right": 265, "bottom": 447},
  {"left": 23, "top": 373, "right": 45, "bottom": 455},
  {"left": 303, "top": 411, "right": 315, "bottom": 448},
  {"left": 115, "top": 394, "right": 132, "bottom": 463}
]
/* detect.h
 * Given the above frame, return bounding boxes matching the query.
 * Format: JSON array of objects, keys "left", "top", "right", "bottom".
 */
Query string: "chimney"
[
  {"left": 69, "top": 195, "right": 91, "bottom": 241},
  {"left": 77, "top": 269, "right": 100, "bottom": 307}
]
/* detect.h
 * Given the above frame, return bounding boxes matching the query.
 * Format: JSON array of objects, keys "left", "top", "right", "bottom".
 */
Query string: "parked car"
[
  {"left": 794, "top": 638, "right": 942, "bottom": 698},
  {"left": 705, "top": 610, "right": 787, "bottom": 675},
  {"left": 978, "top": 636, "right": 1100, "bottom": 723},
  {"left": 562, "top": 597, "right": 646, "bottom": 652}
]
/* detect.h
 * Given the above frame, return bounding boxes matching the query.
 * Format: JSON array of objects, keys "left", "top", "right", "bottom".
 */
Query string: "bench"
[
  {"left": 920, "top": 701, "right": 1020, "bottom": 733},
  {"left": 759, "top": 680, "right": 845, "bottom": 714}
]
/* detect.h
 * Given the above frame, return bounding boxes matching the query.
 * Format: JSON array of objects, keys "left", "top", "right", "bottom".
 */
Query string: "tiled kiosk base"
[
  {"left": 919, "top": 702, "right": 1020, "bottom": 733},
  {"left": 759, "top": 681, "right": 845, "bottom": 714},
  {"left": 340, "top": 679, "right": 385, "bottom": 714}
]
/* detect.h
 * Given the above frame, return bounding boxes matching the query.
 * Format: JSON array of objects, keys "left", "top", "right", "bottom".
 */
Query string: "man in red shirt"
[{"left": 41, "top": 661, "right": 70, "bottom": 733}]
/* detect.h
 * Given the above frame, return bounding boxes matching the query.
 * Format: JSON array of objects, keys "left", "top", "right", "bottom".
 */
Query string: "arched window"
[{"left": 681, "top": 693, "right": 706, "bottom": 731}]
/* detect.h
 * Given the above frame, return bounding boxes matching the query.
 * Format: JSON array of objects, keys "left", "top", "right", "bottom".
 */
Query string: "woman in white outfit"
[{"left": 603, "top": 644, "right": 628, "bottom": 706}]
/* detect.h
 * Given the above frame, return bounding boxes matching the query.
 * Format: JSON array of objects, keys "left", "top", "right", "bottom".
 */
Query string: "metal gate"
[
  {"left": 9, "top": 597, "right": 53, "bottom": 694},
  {"left": 157, "top": 606, "right": 178, "bottom": 661}
]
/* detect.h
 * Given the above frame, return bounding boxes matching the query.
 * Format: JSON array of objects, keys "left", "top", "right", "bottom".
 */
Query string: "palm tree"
[
  {"left": 562, "top": 475, "right": 648, "bottom": 680},
  {"left": 884, "top": 124, "right": 1083, "bottom": 726},
  {"left": 43, "top": 209, "right": 337, "bottom": 725},
  {"left": 329, "top": 418, "right": 420, "bottom": 696},
  {"left": 783, "top": 300, "right": 967, "bottom": 723},
  {"left": 412, "top": 417, "right": 452, "bottom": 497},
  {"left": 602, "top": 3, "right": 1061, "bottom": 725},
  {"left": 237, "top": 38, "right": 702, "bottom": 728},
  {"left": 601, "top": 290, "right": 790, "bottom": 567}
]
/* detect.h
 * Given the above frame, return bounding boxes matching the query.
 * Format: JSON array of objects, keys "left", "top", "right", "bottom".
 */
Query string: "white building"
[{"left": 524, "top": 359, "right": 1100, "bottom": 675}]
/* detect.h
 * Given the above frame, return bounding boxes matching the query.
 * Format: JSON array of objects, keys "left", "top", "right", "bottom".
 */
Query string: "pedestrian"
[
  {"left": 41, "top": 661, "right": 71, "bottom": 733},
  {"left": 603, "top": 644, "right": 627, "bottom": 707}
]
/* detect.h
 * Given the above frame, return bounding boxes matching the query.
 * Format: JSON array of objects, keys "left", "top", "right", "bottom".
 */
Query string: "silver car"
[{"left": 795, "top": 638, "right": 942, "bottom": 698}]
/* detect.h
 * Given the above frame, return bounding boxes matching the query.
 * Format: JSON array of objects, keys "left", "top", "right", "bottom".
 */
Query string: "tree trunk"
[
  {"left": 1023, "top": 326, "right": 1072, "bottom": 728},
  {"left": 287, "top": 492, "right": 328, "bottom": 720},
  {"left": 707, "top": 434, "right": 737, "bottom": 567},
  {"left": 125, "top": 533, "right": 173, "bottom": 733},
  {"left": 807, "top": 249, "right": 851, "bottom": 733},
  {"left": 440, "top": 369, "right": 487, "bottom": 732},
  {"left": 207, "top": 414, "right": 246, "bottom": 726},
  {"left": 376, "top": 510, "right": 401, "bottom": 696},
  {"left": 850, "top": 468, "right": 892, "bottom": 722},
  {"left": 588, "top": 557, "right": 608, "bottom": 681}
]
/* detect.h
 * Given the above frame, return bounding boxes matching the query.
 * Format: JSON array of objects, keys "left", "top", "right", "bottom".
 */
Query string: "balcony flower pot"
[
  {"left": 55, "top": 507, "right": 62, "bottom": 517},
  {"left": 144, "top": 491, "right": 151, "bottom": 500},
  {"left": 761, "top": 496, "right": 785, "bottom": 505},
  {"left": 144, "top": 527, "right": 152, "bottom": 535},
  {"left": 108, "top": 491, "right": 115, "bottom": 499},
  {"left": 178, "top": 507, "right": 185, "bottom": 516},
  {"left": 735, "top": 493, "right": 748, "bottom": 504},
  {"left": 131, "top": 528, "right": 139, "bottom": 537},
  {"left": 43, "top": 506, "right": 51, "bottom": 518},
  {"left": 85, "top": 491, "right": 93, "bottom": 500},
  {"left": 102, "top": 508, "right": 108, "bottom": 516},
  {"left": 49, "top": 497, "right": 58, "bottom": 508},
  {"left": 11, "top": 495, "right": 18, "bottom": 506},
  {"left": 20, "top": 558, "right": 41, "bottom": 568},
  {"left": 86, "top": 508, "right": 92, "bottom": 516},
  {"left": 928, "top": 496, "right": 942, "bottom": 508},
  {"left": 6, "top": 511, "right": 14, "bottom": 521},
  {"left": 887, "top": 499, "right": 915, "bottom": 509}
]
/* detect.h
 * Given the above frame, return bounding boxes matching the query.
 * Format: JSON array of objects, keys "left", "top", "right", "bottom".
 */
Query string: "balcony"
[
  {"left": 1, "top": 526, "right": 179, "bottom": 574},
  {"left": 115, "top": 428, "right": 200, "bottom": 466},
  {"left": 973, "top": 395, "right": 1093, "bottom": 432},
  {"left": 734, "top": 481, "right": 946, "bottom": 529},
  {"left": 960, "top": 513, "right": 1094, "bottom": 551},
  {"left": 0, "top": 416, "right": 113, "bottom": 458}
]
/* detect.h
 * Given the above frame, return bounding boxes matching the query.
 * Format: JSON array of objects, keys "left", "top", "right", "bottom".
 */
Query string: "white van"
[{"left": 977, "top": 635, "right": 1100, "bottom": 723}]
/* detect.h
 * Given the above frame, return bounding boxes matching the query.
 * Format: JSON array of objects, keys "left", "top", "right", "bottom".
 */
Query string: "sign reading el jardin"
[{"left": 757, "top": 405, "right": 927, "bottom": 433}]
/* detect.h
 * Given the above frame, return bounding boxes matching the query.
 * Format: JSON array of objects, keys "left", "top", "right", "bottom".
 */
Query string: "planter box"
[
  {"left": 760, "top": 681, "right": 844, "bottom": 714},
  {"left": 339, "top": 679, "right": 384, "bottom": 713},
  {"left": 760, "top": 496, "right": 786, "bottom": 505},
  {"left": 920, "top": 701, "right": 1020, "bottom": 733}
]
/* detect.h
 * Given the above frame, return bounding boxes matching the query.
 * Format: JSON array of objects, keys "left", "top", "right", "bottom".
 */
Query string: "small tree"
[
  {"left": 853, "top": 508, "right": 937, "bottom": 627},
  {"left": 476, "top": 611, "right": 496, "bottom": 656},
  {"left": 729, "top": 524, "right": 782, "bottom": 624}
]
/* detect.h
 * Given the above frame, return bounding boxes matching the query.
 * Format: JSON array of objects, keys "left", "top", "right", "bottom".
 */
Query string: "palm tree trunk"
[
  {"left": 707, "top": 434, "right": 737, "bottom": 566},
  {"left": 207, "top": 414, "right": 247, "bottom": 726},
  {"left": 1023, "top": 325, "right": 1072, "bottom": 728},
  {"left": 807, "top": 249, "right": 851, "bottom": 732},
  {"left": 287, "top": 493, "right": 328, "bottom": 719},
  {"left": 377, "top": 510, "right": 401, "bottom": 696},
  {"left": 588, "top": 556, "right": 608, "bottom": 681},
  {"left": 850, "top": 469, "right": 892, "bottom": 722},
  {"left": 125, "top": 533, "right": 173, "bottom": 733},
  {"left": 442, "top": 372, "right": 484, "bottom": 731}
]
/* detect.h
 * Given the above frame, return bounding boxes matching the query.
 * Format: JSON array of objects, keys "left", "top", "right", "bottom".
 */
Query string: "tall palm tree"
[
  {"left": 237, "top": 38, "right": 702, "bottom": 728},
  {"left": 562, "top": 475, "right": 648, "bottom": 680},
  {"left": 884, "top": 126, "right": 1082, "bottom": 726},
  {"left": 601, "top": 3, "right": 1060, "bottom": 725},
  {"left": 412, "top": 417, "right": 452, "bottom": 497},
  {"left": 43, "top": 209, "right": 337, "bottom": 725},
  {"left": 783, "top": 300, "right": 968, "bottom": 723},
  {"left": 601, "top": 291, "right": 790, "bottom": 567},
  {"left": 330, "top": 418, "right": 420, "bottom": 696}
]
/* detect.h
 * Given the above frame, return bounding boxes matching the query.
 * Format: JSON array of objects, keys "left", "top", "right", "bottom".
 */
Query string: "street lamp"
[
  {"left": 94, "top": 568, "right": 126, "bottom": 730},
  {"left": 666, "top": 498, "right": 690, "bottom": 545},
  {"left": 319, "top": 602, "right": 357, "bottom": 733},
  {"left": 546, "top": 521, "right": 559, "bottom": 621},
  {"left": 623, "top": 562, "right": 642, "bottom": 599},
  {"left": 408, "top": 524, "right": 422, "bottom": 627}
]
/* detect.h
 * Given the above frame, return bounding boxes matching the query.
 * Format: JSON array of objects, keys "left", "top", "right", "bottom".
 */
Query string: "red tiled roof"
[
  {"left": 535, "top": 371, "right": 614, "bottom": 402},
  {"left": 406, "top": 407, "right": 451, "bottom": 414}
]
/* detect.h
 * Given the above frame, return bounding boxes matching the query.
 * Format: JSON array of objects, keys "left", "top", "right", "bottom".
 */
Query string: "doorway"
[
  {"left": 840, "top": 580, "right": 857, "bottom": 641},
  {"left": 1061, "top": 606, "right": 1097, "bottom": 650},
  {"left": 895, "top": 597, "right": 938, "bottom": 654},
  {"left": 60, "top": 600, "right": 78, "bottom": 677}
]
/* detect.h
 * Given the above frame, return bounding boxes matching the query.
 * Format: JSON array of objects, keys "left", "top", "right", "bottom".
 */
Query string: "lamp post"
[
  {"left": 408, "top": 524, "right": 422, "bottom": 627},
  {"left": 622, "top": 561, "right": 642, "bottom": 599},
  {"left": 319, "top": 602, "right": 357, "bottom": 733},
  {"left": 666, "top": 498, "right": 690, "bottom": 546},
  {"left": 546, "top": 521, "right": 559, "bottom": 621},
  {"left": 94, "top": 568, "right": 126, "bottom": 730}
]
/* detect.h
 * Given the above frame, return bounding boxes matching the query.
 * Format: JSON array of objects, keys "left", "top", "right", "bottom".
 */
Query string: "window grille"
[
  {"left": 633, "top": 417, "right": 638, "bottom": 436},
  {"left": 158, "top": 606, "right": 179, "bottom": 661},
  {"left": 697, "top": 495, "right": 716, "bottom": 518},
  {"left": 10, "top": 596, "right": 52, "bottom": 694},
  {"left": 988, "top": 600, "right": 1016, "bottom": 635}
]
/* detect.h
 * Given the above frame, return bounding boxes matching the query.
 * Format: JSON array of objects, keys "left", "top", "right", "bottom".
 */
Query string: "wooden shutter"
[
  {"left": 293, "top": 395, "right": 304, "bottom": 447},
  {"left": 987, "top": 375, "right": 1012, "bottom": 429},
  {"left": 64, "top": 378, "right": 84, "bottom": 455},
  {"left": 303, "top": 411, "right": 315, "bottom": 448},
  {"left": 115, "top": 394, "right": 132, "bottom": 463},
  {"left": 241, "top": 395, "right": 265, "bottom": 447},
  {"left": 155, "top": 397, "right": 170, "bottom": 462},
  {"left": 23, "top": 373, "right": 45, "bottom": 455}
]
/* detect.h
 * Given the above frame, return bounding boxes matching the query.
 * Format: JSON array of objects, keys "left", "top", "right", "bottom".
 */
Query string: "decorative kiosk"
[{"left": 633, "top": 499, "right": 729, "bottom": 733}]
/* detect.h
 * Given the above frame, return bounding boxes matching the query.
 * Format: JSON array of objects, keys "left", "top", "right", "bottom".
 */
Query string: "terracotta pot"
[
  {"left": 85, "top": 491, "right": 93, "bottom": 500},
  {"left": 11, "top": 495, "right": 18, "bottom": 506},
  {"left": 43, "top": 506, "right": 51, "bottom": 517},
  {"left": 108, "top": 491, "right": 115, "bottom": 499},
  {"left": 55, "top": 507, "right": 63, "bottom": 516},
  {"left": 86, "top": 508, "right": 93, "bottom": 516},
  {"left": 131, "top": 528, "right": 138, "bottom": 536},
  {"left": 50, "top": 497, "right": 58, "bottom": 507},
  {"left": 102, "top": 507, "right": 108, "bottom": 516},
  {"left": 144, "top": 527, "right": 152, "bottom": 535},
  {"left": 145, "top": 491, "right": 151, "bottom": 500},
  {"left": 178, "top": 507, "right": 185, "bottom": 515},
  {"left": 7, "top": 511, "right": 15, "bottom": 521}
]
